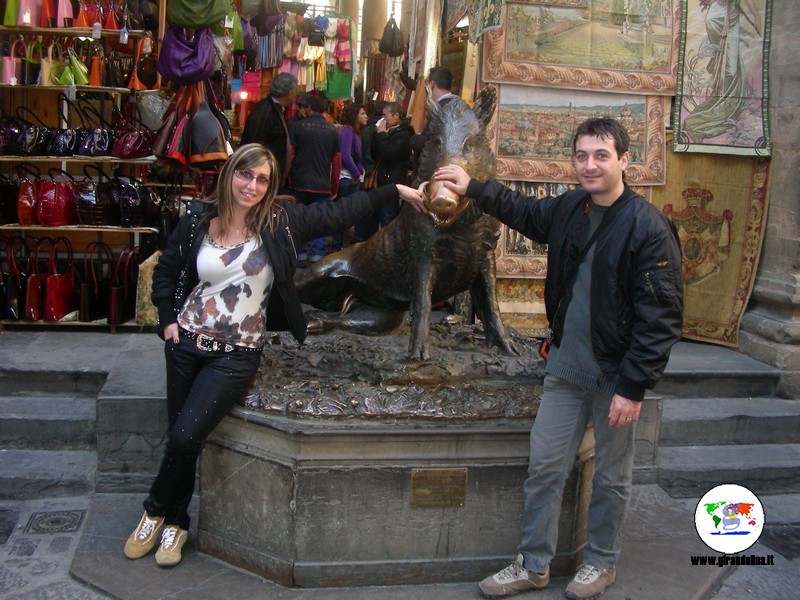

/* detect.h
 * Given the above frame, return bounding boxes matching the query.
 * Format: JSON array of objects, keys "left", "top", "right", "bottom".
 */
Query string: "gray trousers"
[{"left": 520, "top": 374, "right": 635, "bottom": 573}]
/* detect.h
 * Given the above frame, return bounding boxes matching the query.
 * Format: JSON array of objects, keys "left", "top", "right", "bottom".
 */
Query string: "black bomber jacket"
[
  {"left": 467, "top": 179, "right": 684, "bottom": 401},
  {"left": 151, "top": 185, "right": 400, "bottom": 344}
]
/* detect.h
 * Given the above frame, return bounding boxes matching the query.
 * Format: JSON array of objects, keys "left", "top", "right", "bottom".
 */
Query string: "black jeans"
[{"left": 143, "top": 335, "right": 262, "bottom": 529}]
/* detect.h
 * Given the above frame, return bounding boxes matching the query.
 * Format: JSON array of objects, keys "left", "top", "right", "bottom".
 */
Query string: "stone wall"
[{"left": 739, "top": 2, "right": 800, "bottom": 398}]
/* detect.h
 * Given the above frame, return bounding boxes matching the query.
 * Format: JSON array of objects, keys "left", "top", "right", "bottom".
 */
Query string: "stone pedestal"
[
  {"left": 199, "top": 409, "right": 594, "bottom": 587},
  {"left": 197, "top": 325, "right": 593, "bottom": 587}
]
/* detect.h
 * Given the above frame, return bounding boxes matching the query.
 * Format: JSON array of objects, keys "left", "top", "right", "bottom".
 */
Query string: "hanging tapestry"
[
  {"left": 468, "top": 0, "right": 505, "bottom": 43},
  {"left": 651, "top": 145, "right": 771, "bottom": 346},
  {"left": 444, "top": 0, "right": 469, "bottom": 35},
  {"left": 673, "top": 0, "right": 771, "bottom": 156},
  {"left": 483, "top": 0, "right": 681, "bottom": 94},
  {"left": 487, "top": 85, "right": 666, "bottom": 185}
]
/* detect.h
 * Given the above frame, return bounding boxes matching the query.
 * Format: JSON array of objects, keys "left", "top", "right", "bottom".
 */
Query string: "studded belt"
[{"left": 179, "top": 328, "right": 262, "bottom": 354}]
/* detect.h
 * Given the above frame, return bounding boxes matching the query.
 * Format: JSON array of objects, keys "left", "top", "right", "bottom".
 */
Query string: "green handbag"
[
  {"left": 51, "top": 61, "right": 75, "bottom": 86},
  {"left": 3, "top": 0, "right": 21, "bottom": 27},
  {"left": 167, "top": 0, "right": 227, "bottom": 29},
  {"left": 68, "top": 48, "right": 89, "bottom": 85}
]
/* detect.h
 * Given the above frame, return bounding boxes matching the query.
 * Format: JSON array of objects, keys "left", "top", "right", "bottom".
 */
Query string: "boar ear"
[{"left": 472, "top": 86, "right": 497, "bottom": 128}]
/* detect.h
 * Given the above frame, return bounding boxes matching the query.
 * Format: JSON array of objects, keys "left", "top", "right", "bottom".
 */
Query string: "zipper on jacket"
[
  {"left": 285, "top": 225, "right": 298, "bottom": 260},
  {"left": 644, "top": 272, "right": 658, "bottom": 302}
]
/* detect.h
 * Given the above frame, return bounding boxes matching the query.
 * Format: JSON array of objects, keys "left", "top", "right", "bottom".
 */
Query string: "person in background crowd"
[
  {"left": 288, "top": 94, "right": 342, "bottom": 265},
  {"left": 288, "top": 93, "right": 312, "bottom": 131},
  {"left": 374, "top": 101, "right": 414, "bottom": 227},
  {"left": 239, "top": 73, "right": 297, "bottom": 193},
  {"left": 410, "top": 66, "right": 458, "bottom": 185},
  {"left": 331, "top": 103, "right": 369, "bottom": 252},
  {"left": 357, "top": 102, "right": 385, "bottom": 241},
  {"left": 435, "top": 117, "right": 683, "bottom": 600},
  {"left": 126, "top": 143, "right": 426, "bottom": 569}
]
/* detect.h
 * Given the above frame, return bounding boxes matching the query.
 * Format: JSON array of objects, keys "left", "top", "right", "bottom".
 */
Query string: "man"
[
  {"left": 435, "top": 117, "right": 683, "bottom": 600},
  {"left": 239, "top": 72, "right": 297, "bottom": 191},
  {"left": 373, "top": 101, "right": 414, "bottom": 226},
  {"left": 410, "top": 66, "right": 459, "bottom": 184},
  {"left": 288, "top": 94, "right": 341, "bottom": 264},
  {"left": 287, "top": 93, "right": 312, "bottom": 131}
]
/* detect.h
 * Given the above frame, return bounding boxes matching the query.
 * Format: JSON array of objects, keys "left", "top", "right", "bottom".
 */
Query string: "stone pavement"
[
  {"left": 0, "top": 332, "right": 799, "bottom": 599},
  {"left": 1, "top": 485, "right": 797, "bottom": 599}
]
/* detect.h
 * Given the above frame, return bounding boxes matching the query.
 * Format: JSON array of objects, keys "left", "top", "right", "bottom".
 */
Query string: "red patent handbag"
[
  {"left": 37, "top": 168, "right": 79, "bottom": 227},
  {"left": 44, "top": 236, "right": 78, "bottom": 322},
  {"left": 16, "top": 164, "right": 41, "bottom": 226}
]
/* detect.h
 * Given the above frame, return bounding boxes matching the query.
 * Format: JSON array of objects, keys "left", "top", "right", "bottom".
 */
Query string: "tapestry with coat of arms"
[{"left": 650, "top": 145, "right": 770, "bottom": 347}]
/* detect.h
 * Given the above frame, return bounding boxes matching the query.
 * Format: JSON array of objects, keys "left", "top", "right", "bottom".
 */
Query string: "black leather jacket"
[
  {"left": 151, "top": 185, "right": 400, "bottom": 344},
  {"left": 467, "top": 179, "right": 683, "bottom": 401}
]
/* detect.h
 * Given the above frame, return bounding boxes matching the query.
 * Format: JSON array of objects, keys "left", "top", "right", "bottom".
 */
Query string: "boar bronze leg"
[
  {"left": 471, "top": 254, "right": 521, "bottom": 356},
  {"left": 408, "top": 258, "right": 435, "bottom": 360}
]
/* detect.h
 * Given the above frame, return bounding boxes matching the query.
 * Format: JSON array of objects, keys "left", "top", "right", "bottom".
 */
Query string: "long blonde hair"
[{"left": 208, "top": 143, "right": 283, "bottom": 233}]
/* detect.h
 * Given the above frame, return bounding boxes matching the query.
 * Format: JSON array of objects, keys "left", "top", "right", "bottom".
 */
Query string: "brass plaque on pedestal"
[{"left": 411, "top": 468, "right": 467, "bottom": 508}]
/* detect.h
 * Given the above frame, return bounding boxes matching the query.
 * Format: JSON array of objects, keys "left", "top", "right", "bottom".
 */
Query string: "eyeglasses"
[{"left": 234, "top": 169, "right": 270, "bottom": 187}]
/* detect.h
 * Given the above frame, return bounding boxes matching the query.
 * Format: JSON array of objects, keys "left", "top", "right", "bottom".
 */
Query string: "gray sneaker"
[
  {"left": 564, "top": 564, "right": 616, "bottom": 599},
  {"left": 478, "top": 554, "right": 549, "bottom": 598}
]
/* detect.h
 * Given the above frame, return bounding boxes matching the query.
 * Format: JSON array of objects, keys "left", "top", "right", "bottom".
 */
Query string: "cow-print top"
[{"left": 177, "top": 234, "right": 273, "bottom": 348}]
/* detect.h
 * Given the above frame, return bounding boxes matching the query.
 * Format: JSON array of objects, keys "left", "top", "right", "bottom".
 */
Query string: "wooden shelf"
[
  {"left": 0, "top": 224, "right": 157, "bottom": 233},
  {"left": 0, "top": 25, "right": 150, "bottom": 38},
  {"left": 0, "top": 84, "right": 163, "bottom": 95},
  {"left": 0, "top": 156, "right": 157, "bottom": 164}
]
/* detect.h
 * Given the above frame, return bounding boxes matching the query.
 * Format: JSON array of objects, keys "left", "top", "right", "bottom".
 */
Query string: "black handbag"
[
  {"left": 106, "top": 50, "right": 133, "bottom": 89},
  {"left": 47, "top": 93, "right": 82, "bottom": 157},
  {"left": 77, "top": 164, "right": 120, "bottom": 226},
  {"left": 109, "top": 246, "right": 139, "bottom": 325},
  {"left": 79, "top": 241, "right": 114, "bottom": 322},
  {"left": 0, "top": 172, "right": 19, "bottom": 224},
  {"left": 76, "top": 100, "right": 114, "bottom": 157},
  {"left": 379, "top": 17, "right": 405, "bottom": 57},
  {"left": 17, "top": 107, "right": 55, "bottom": 157},
  {"left": 0, "top": 112, "right": 25, "bottom": 156},
  {"left": 3, "top": 236, "right": 31, "bottom": 320}
]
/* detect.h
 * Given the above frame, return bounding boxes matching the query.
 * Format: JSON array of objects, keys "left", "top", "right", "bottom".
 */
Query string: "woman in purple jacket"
[{"left": 332, "top": 103, "right": 369, "bottom": 250}]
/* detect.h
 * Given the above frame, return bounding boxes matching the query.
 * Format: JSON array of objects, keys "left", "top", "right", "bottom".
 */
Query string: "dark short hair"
[
  {"left": 382, "top": 102, "right": 402, "bottom": 116},
  {"left": 270, "top": 73, "right": 297, "bottom": 99},
  {"left": 572, "top": 117, "right": 630, "bottom": 158},
  {"left": 427, "top": 66, "right": 452, "bottom": 91},
  {"left": 306, "top": 95, "right": 327, "bottom": 113},
  {"left": 297, "top": 93, "right": 313, "bottom": 107}
]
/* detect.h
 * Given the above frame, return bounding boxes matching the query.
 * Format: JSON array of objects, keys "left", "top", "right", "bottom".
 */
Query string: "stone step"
[
  {"left": 660, "top": 397, "right": 800, "bottom": 447},
  {"left": 656, "top": 443, "right": 800, "bottom": 498},
  {"left": 0, "top": 449, "right": 96, "bottom": 500},
  {"left": 0, "top": 370, "right": 106, "bottom": 398},
  {"left": 654, "top": 370, "right": 779, "bottom": 399},
  {"left": 655, "top": 342, "right": 780, "bottom": 399},
  {"left": 0, "top": 397, "right": 96, "bottom": 450}
]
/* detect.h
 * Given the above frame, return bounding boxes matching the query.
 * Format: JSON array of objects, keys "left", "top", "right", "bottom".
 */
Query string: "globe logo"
[{"left": 694, "top": 484, "right": 765, "bottom": 554}]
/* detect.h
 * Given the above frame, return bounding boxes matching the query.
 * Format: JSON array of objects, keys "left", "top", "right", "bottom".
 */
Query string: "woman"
[
  {"left": 374, "top": 101, "right": 415, "bottom": 227},
  {"left": 124, "top": 144, "right": 424, "bottom": 567},
  {"left": 332, "top": 102, "right": 368, "bottom": 250}
]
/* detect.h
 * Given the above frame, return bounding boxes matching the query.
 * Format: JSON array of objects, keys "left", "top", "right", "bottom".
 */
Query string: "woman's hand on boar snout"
[{"left": 397, "top": 184, "right": 428, "bottom": 213}]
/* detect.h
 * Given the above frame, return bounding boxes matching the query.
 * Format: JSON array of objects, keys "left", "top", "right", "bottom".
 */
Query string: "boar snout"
[{"left": 425, "top": 179, "right": 466, "bottom": 227}]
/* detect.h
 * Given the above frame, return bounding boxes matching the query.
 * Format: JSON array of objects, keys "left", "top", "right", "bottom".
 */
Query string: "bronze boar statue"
[{"left": 295, "top": 86, "right": 519, "bottom": 360}]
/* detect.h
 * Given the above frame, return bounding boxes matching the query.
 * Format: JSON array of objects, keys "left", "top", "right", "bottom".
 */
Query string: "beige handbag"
[{"left": 38, "top": 42, "right": 64, "bottom": 87}]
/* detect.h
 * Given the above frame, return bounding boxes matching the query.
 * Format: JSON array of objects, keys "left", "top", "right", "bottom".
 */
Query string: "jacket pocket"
[{"left": 644, "top": 268, "right": 680, "bottom": 305}]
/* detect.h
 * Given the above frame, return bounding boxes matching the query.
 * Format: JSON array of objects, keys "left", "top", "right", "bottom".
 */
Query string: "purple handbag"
[
  {"left": 157, "top": 26, "right": 215, "bottom": 87},
  {"left": 241, "top": 20, "right": 259, "bottom": 59}
]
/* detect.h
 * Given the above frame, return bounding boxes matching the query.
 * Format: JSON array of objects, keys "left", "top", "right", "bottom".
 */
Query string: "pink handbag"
[
  {"left": 56, "top": 0, "right": 73, "bottom": 27},
  {"left": 2, "top": 39, "right": 24, "bottom": 85},
  {"left": 16, "top": 0, "right": 40, "bottom": 26}
]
